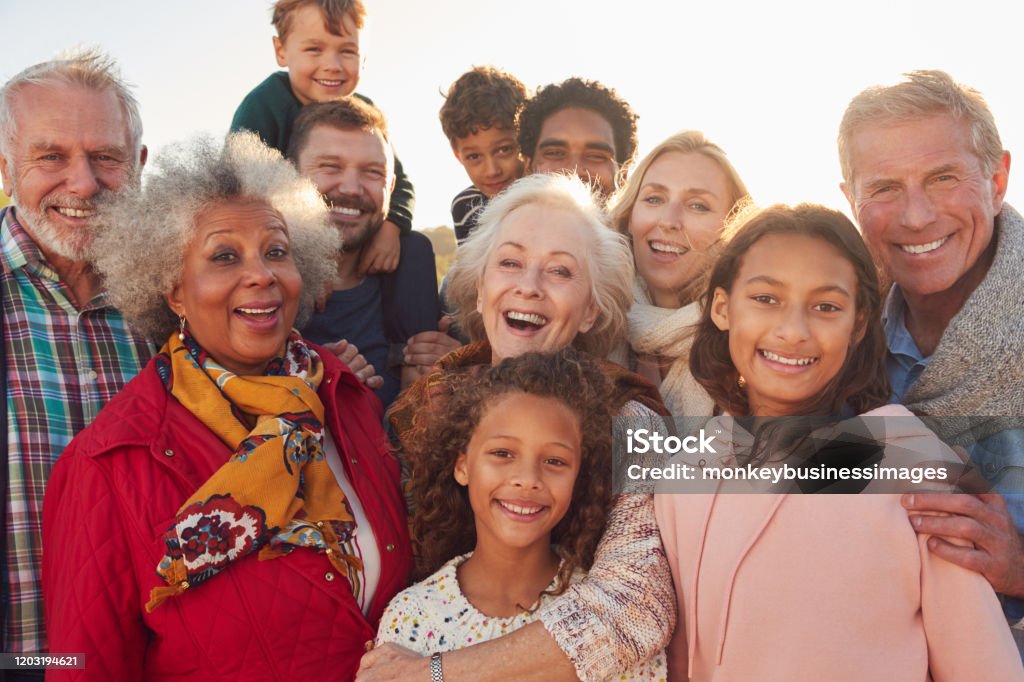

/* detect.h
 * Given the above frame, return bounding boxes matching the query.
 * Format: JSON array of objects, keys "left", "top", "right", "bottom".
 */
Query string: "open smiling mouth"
[
  {"left": 759, "top": 349, "right": 818, "bottom": 367},
  {"left": 497, "top": 500, "right": 547, "bottom": 518},
  {"left": 314, "top": 79, "right": 343, "bottom": 88},
  {"left": 330, "top": 206, "right": 362, "bottom": 218},
  {"left": 235, "top": 305, "right": 279, "bottom": 321},
  {"left": 53, "top": 207, "right": 96, "bottom": 218},
  {"left": 649, "top": 240, "right": 688, "bottom": 256},
  {"left": 504, "top": 311, "right": 548, "bottom": 331},
  {"left": 899, "top": 236, "right": 949, "bottom": 255}
]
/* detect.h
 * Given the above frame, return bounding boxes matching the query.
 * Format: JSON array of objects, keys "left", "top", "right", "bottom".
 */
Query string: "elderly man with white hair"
[
  {"left": 840, "top": 69, "right": 1024, "bottom": 656},
  {"left": 0, "top": 49, "right": 152, "bottom": 667}
]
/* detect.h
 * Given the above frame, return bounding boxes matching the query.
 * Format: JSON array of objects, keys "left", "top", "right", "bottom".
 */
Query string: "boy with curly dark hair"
[{"left": 440, "top": 66, "right": 529, "bottom": 242}]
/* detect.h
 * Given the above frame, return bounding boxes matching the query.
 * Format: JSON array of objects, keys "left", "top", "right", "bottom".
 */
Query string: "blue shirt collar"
[{"left": 882, "top": 285, "right": 930, "bottom": 402}]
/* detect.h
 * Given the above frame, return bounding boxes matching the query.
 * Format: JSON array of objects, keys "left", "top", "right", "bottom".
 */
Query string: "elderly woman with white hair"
[
  {"left": 360, "top": 172, "right": 674, "bottom": 682},
  {"left": 42, "top": 133, "right": 411, "bottom": 681}
]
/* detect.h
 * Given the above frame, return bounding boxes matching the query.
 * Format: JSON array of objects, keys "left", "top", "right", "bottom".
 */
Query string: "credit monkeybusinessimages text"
[
  {"left": 626, "top": 461, "right": 949, "bottom": 485},
  {"left": 624, "top": 428, "right": 949, "bottom": 485}
]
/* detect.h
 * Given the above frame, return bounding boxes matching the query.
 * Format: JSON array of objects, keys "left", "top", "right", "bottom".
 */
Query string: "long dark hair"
[{"left": 689, "top": 203, "right": 890, "bottom": 417}]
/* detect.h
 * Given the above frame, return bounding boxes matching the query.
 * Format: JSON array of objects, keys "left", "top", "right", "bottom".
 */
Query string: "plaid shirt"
[{"left": 1, "top": 206, "right": 154, "bottom": 653}]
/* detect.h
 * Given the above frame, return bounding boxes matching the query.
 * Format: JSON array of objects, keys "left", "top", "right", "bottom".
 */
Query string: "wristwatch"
[{"left": 429, "top": 651, "right": 444, "bottom": 682}]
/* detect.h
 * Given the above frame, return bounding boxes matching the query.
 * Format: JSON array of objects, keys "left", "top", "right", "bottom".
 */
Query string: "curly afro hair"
[
  {"left": 402, "top": 347, "right": 616, "bottom": 593},
  {"left": 518, "top": 77, "right": 638, "bottom": 168}
]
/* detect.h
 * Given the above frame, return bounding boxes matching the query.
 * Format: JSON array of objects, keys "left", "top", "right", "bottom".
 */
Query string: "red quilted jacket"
[{"left": 43, "top": 348, "right": 412, "bottom": 681}]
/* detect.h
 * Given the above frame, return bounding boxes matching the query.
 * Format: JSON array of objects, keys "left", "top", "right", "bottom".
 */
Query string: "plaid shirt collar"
[
  {"left": 1, "top": 205, "right": 112, "bottom": 310},
  {"left": 2, "top": 205, "right": 55, "bottom": 276}
]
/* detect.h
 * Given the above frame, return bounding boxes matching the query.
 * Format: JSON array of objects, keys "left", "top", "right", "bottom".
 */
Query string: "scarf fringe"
[
  {"left": 146, "top": 559, "right": 189, "bottom": 612},
  {"left": 319, "top": 520, "right": 363, "bottom": 573}
]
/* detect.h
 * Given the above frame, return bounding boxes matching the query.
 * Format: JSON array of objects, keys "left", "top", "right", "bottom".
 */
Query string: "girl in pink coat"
[{"left": 655, "top": 203, "right": 1022, "bottom": 681}]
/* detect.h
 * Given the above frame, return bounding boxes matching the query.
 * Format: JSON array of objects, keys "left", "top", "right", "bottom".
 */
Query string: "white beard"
[
  {"left": 16, "top": 202, "right": 94, "bottom": 261},
  {"left": 6, "top": 161, "right": 138, "bottom": 263}
]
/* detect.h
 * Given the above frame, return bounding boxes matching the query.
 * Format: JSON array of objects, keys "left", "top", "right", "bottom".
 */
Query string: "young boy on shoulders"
[
  {"left": 232, "top": 0, "right": 412, "bottom": 273},
  {"left": 439, "top": 66, "right": 528, "bottom": 243}
]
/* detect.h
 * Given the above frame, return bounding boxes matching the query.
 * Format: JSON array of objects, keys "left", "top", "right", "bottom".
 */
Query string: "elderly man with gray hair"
[
  {"left": 839, "top": 70, "right": 1024, "bottom": 656},
  {"left": 0, "top": 49, "right": 152, "bottom": 669}
]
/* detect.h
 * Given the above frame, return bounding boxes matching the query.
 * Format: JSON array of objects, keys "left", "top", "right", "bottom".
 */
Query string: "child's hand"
[{"left": 358, "top": 220, "right": 401, "bottom": 275}]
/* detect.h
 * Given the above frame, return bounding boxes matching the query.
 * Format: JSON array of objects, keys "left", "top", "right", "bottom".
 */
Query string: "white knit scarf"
[{"left": 626, "top": 278, "right": 713, "bottom": 417}]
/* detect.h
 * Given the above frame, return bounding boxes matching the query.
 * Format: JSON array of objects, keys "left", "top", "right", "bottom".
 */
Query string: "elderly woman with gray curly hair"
[{"left": 41, "top": 133, "right": 412, "bottom": 681}]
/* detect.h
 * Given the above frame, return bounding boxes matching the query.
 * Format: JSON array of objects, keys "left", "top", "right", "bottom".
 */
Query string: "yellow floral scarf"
[{"left": 146, "top": 331, "right": 360, "bottom": 612}]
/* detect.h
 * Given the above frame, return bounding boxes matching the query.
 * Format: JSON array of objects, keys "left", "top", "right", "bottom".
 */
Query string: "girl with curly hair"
[{"left": 376, "top": 349, "right": 665, "bottom": 681}]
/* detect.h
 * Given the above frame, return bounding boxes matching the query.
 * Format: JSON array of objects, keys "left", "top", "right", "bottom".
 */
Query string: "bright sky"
[{"left": 4, "top": 0, "right": 1021, "bottom": 228}]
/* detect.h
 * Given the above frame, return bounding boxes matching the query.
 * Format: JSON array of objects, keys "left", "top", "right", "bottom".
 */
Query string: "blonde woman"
[{"left": 608, "top": 131, "right": 749, "bottom": 416}]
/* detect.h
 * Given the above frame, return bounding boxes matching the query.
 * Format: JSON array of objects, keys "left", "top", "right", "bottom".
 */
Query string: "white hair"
[
  {"left": 0, "top": 47, "right": 143, "bottom": 161},
  {"left": 93, "top": 132, "right": 338, "bottom": 342},
  {"left": 447, "top": 172, "right": 633, "bottom": 357},
  {"left": 839, "top": 69, "right": 1003, "bottom": 184}
]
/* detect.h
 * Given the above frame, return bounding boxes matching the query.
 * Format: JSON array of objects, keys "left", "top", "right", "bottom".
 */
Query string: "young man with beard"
[
  {"left": 290, "top": 98, "right": 443, "bottom": 409},
  {"left": 0, "top": 50, "right": 152, "bottom": 669}
]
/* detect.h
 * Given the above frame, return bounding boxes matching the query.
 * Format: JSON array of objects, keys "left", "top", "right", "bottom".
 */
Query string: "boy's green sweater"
[{"left": 231, "top": 72, "right": 414, "bottom": 233}]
